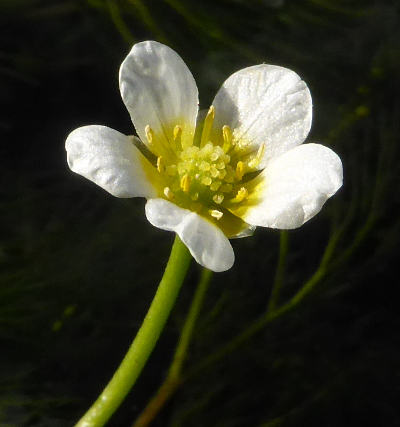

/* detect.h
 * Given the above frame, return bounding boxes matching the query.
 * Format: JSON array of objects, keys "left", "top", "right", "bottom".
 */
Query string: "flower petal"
[
  {"left": 211, "top": 64, "right": 312, "bottom": 167},
  {"left": 66, "top": 125, "right": 160, "bottom": 198},
  {"left": 229, "top": 144, "right": 343, "bottom": 229},
  {"left": 119, "top": 41, "right": 198, "bottom": 157},
  {"left": 145, "top": 199, "right": 234, "bottom": 272}
]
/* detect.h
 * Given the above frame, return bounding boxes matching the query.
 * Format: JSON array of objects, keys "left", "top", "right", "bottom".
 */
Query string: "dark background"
[{"left": 1, "top": 0, "right": 399, "bottom": 426}]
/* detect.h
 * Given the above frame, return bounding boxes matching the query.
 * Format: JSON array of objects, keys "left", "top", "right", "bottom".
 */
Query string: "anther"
[
  {"left": 236, "top": 161, "right": 245, "bottom": 180},
  {"left": 163, "top": 187, "right": 174, "bottom": 200},
  {"left": 230, "top": 187, "right": 248, "bottom": 203},
  {"left": 145, "top": 125, "right": 153, "bottom": 144},
  {"left": 173, "top": 125, "right": 182, "bottom": 141},
  {"left": 180, "top": 174, "right": 191, "bottom": 193},
  {"left": 209, "top": 209, "right": 223, "bottom": 220},
  {"left": 157, "top": 156, "right": 164, "bottom": 173},
  {"left": 213, "top": 194, "right": 224, "bottom": 204},
  {"left": 248, "top": 143, "right": 266, "bottom": 169},
  {"left": 191, "top": 192, "right": 199, "bottom": 201},
  {"left": 173, "top": 125, "right": 183, "bottom": 150},
  {"left": 200, "top": 105, "right": 215, "bottom": 148},
  {"left": 222, "top": 125, "right": 232, "bottom": 153}
]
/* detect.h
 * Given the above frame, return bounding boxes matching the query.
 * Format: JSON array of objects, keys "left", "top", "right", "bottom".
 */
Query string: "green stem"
[
  {"left": 76, "top": 235, "right": 192, "bottom": 427},
  {"left": 267, "top": 231, "right": 289, "bottom": 312},
  {"left": 132, "top": 268, "right": 213, "bottom": 427}
]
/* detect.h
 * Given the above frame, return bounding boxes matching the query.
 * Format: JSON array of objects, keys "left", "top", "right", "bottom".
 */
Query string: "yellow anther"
[
  {"left": 248, "top": 143, "right": 266, "bottom": 169},
  {"left": 191, "top": 192, "right": 199, "bottom": 201},
  {"left": 157, "top": 156, "right": 164, "bottom": 173},
  {"left": 173, "top": 125, "right": 182, "bottom": 141},
  {"left": 172, "top": 124, "right": 183, "bottom": 150},
  {"left": 180, "top": 174, "right": 191, "bottom": 193},
  {"left": 145, "top": 125, "right": 153, "bottom": 144},
  {"left": 213, "top": 193, "right": 224, "bottom": 204},
  {"left": 222, "top": 125, "right": 232, "bottom": 153},
  {"left": 209, "top": 209, "right": 223, "bottom": 220},
  {"left": 200, "top": 105, "right": 215, "bottom": 148},
  {"left": 236, "top": 161, "right": 245, "bottom": 180},
  {"left": 163, "top": 187, "right": 174, "bottom": 200},
  {"left": 230, "top": 187, "right": 248, "bottom": 203}
]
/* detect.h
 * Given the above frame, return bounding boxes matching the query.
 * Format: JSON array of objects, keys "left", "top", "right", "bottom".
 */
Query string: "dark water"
[{"left": 1, "top": 1, "right": 399, "bottom": 426}]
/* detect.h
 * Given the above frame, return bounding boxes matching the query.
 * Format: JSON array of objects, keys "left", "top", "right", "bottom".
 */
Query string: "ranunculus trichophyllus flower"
[{"left": 66, "top": 41, "right": 343, "bottom": 272}]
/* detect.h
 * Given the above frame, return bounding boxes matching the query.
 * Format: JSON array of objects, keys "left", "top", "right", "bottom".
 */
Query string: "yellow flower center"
[{"left": 144, "top": 105, "right": 265, "bottom": 233}]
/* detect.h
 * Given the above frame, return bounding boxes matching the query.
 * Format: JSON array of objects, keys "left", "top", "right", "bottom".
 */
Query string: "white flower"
[{"left": 66, "top": 41, "right": 343, "bottom": 272}]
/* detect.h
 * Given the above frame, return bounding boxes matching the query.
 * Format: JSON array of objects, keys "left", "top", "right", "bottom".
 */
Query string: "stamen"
[
  {"left": 222, "top": 125, "right": 232, "bottom": 153},
  {"left": 212, "top": 193, "right": 224, "bottom": 204},
  {"left": 157, "top": 156, "right": 164, "bottom": 173},
  {"left": 209, "top": 209, "right": 223, "bottom": 220},
  {"left": 163, "top": 187, "right": 174, "bottom": 200},
  {"left": 230, "top": 187, "right": 248, "bottom": 203},
  {"left": 191, "top": 192, "right": 199, "bottom": 201},
  {"left": 173, "top": 125, "right": 182, "bottom": 141},
  {"left": 200, "top": 105, "right": 215, "bottom": 148},
  {"left": 236, "top": 161, "right": 245, "bottom": 180},
  {"left": 248, "top": 143, "right": 266, "bottom": 169},
  {"left": 173, "top": 125, "right": 182, "bottom": 150},
  {"left": 180, "top": 174, "right": 191, "bottom": 192},
  {"left": 145, "top": 125, "right": 153, "bottom": 144}
]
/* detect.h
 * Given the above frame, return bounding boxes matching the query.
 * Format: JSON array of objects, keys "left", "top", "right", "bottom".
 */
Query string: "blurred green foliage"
[{"left": 1, "top": 0, "right": 399, "bottom": 426}]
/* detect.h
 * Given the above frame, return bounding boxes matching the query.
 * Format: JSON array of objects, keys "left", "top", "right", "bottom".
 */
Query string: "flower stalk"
[
  {"left": 132, "top": 268, "right": 213, "bottom": 427},
  {"left": 76, "top": 235, "right": 192, "bottom": 427}
]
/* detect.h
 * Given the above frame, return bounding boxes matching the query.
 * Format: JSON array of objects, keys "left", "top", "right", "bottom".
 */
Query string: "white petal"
[
  {"left": 211, "top": 64, "right": 312, "bottom": 167},
  {"left": 119, "top": 41, "right": 198, "bottom": 155},
  {"left": 66, "top": 125, "right": 159, "bottom": 198},
  {"left": 145, "top": 199, "right": 234, "bottom": 272},
  {"left": 230, "top": 144, "right": 343, "bottom": 229}
]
